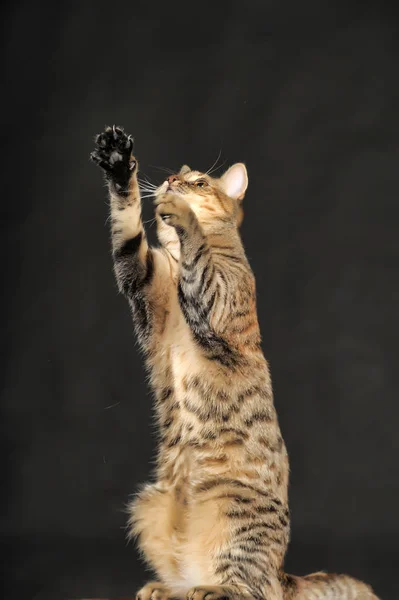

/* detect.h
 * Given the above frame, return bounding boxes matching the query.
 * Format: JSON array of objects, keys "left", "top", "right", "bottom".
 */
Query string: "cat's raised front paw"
[{"left": 91, "top": 125, "right": 137, "bottom": 194}]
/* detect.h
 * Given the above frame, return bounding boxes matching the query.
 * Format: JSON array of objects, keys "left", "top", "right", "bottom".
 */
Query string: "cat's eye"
[{"left": 195, "top": 179, "right": 208, "bottom": 187}]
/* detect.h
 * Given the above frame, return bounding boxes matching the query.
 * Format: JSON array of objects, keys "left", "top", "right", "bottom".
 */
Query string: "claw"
[
  {"left": 90, "top": 151, "right": 112, "bottom": 172},
  {"left": 96, "top": 133, "right": 107, "bottom": 148}
]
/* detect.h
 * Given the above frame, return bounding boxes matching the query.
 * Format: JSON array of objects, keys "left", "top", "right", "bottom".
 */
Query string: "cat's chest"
[{"left": 162, "top": 298, "right": 203, "bottom": 374}]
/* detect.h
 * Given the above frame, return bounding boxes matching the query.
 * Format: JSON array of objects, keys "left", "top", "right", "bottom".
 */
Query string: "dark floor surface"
[{"left": 4, "top": 536, "right": 394, "bottom": 600}]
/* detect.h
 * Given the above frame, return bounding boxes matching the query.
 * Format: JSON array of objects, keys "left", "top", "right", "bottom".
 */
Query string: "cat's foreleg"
[
  {"left": 91, "top": 126, "right": 170, "bottom": 346},
  {"left": 155, "top": 193, "right": 235, "bottom": 365}
]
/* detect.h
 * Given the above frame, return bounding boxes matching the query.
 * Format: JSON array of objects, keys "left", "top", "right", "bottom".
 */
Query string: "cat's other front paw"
[
  {"left": 155, "top": 193, "right": 194, "bottom": 231},
  {"left": 91, "top": 125, "right": 137, "bottom": 194},
  {"left": 136, "top": 582, "right": 172, "bottom": 600}
]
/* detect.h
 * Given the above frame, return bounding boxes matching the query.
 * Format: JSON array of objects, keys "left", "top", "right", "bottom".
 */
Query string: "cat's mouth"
[
  {"left": 156, "top": 181, "right": 183, "bottom": 196},
  {"left": 165, "top": 184, "right": 182, "bottom": 195}
]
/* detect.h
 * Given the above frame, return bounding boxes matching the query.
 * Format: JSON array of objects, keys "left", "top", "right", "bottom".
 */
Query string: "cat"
[{"left": 90, "top": 125, "right": 379, "bottom": 600}]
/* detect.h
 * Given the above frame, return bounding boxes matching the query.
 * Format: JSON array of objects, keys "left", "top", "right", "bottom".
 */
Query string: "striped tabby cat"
[{"left": 91, "top": 126, "right": 378, "bottom": 600}]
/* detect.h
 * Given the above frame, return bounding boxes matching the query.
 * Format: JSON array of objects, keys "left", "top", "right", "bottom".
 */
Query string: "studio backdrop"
[{"left": 1, "top": 1, "right": 398, "bottom": 599}]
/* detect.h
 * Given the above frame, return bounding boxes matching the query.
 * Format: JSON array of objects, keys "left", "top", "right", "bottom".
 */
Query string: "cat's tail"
[{"left": 280, "top": 570, "right": 379, "bottom": 600}]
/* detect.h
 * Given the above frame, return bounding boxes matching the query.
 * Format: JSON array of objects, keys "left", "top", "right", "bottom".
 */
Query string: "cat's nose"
[{"left": 167, "top": 174, "right": 179, "bottom": 184}]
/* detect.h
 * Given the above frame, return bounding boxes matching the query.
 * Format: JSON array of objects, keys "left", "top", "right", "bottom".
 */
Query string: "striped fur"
[{"left": 91, "top": 127, "right": 379, "bottom": 600}]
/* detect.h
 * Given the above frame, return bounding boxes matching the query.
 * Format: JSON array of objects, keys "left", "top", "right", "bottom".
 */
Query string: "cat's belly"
[
  {"left": 168, "top": 495, "right": 224, "bottom": 594},
  {"left": 169, "top": 546, "right": 221, "bottom": 595}
]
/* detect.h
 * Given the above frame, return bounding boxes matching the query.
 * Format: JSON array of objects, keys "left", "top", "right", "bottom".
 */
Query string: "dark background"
[{"left": 2, "top": 1, "right": 398, "bottom": 598}]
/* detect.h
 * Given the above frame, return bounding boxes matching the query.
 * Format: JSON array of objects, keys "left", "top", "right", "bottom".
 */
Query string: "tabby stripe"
[
  {"left": 218, "top": 564, "right": 250, "bottom": 581},
  {"left": 183, "top": 398, "right": 212, "bottom": 422},
  {"left": 279, "top": 514, "right": 289, "bottom": 527},
  {"left": 233, "top": 307, "right": 251, "bottom": 318},
  {"left": 244, "top": 411, "right": 273, "bottom": 427},
  {"left": 195, "top": 478, "right": 271, "bottom": 498},
  {"left": 234, "top": 522, "right": 278, "bottom": 536},
  {"left": 225, "top": 509, "right": 254, "bottom": 519},
  {"left": 207, "top": 349, "right": 237, "bottom": 367},
  {"left": 271, "top": 497, "right": 283, "bottom": 506},
  {"left": 181, "top": 271, "right": 197, "bottom": 284},
  {"left": 218, "top": 554, "right": 266, "bottom": 573},
  {"left": 217, "top": 560, "right": 266, "bottom": 580},
  {"left": 216, "top": 267, "right": 229, "bottom": 293},
  {"left": 255, "top": 504, "right": 278, "bottom": 514},
  {"left": 202, "top": 429, "right": 217, "bottom": 440},
  {"left": 241, "top": 534, "right": 276, "bottom": 545},
  {"left": 142, "top": 250, "right": 155, "bottom": 286},
  {"left": 237, "top": 386, "right": 268, "bottom": 403},
  {"left": 178, "top": 281, "right": 237, "bottom": 366},
  {"left": 213, "top": 252, "right": 242, "bottom": 262},
  {"left": 113, "top": 232, "right": 143, "bottom": 259},
  {"left": 203, "top": 289, "right": 217, "bottom": 315},
  {"left": 219, "top": 427, "right": 248, "bottom": 438},
  {"left": 213, "top": 494, "right": 253, "bottom": 503},
  {"left": 158, "top": 387, "right": 173, "bottom": 403},
  {"left": 200, "top": 263, "right": 215, "bottom": 296},
  {"left": 258, "top": 436, "right": 284, "bottom": 453},
  {"left": 215, "top": 272, "right": 232, "bottom": 327},
  {"left": 167, "top": 434, "right": 181, "bottom": 448},
  {"left": 130, "top": 294, "right": 149, "bottom": 337},
  {"left": 211, "top": 244, "right": 236, "bottom": 251},
  {"left": 181, "top": 243, "right": 208, "bottom": 270}
]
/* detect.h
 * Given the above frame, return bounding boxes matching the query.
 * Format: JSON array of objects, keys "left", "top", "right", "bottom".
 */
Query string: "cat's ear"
[
  {"left": 221, "top": 163, "right": 248, "bottom": 200},
  {"left": 179, "top": 164, "right": 191, "bottom": 175}
]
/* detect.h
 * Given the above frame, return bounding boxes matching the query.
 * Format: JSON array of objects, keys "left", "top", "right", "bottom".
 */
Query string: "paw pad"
[{"left": 91, "top": 125, "right": 136, "bottom": 193}]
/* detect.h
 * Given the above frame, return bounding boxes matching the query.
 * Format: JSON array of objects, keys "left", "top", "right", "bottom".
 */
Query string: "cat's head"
[{"left": 156, "top": 163, "right": 248, "bottom": 228}]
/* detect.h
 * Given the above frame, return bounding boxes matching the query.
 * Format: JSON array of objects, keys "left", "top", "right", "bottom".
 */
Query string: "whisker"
[
  {"left": 149, "top": 164, "right": 175, "bottom": 175},
  {"left": 206, "top": 149, "right": 223, "bottom": 176},
  {"left": 138, "top": 177, "right": 157, "bottom": 188},
  {"left": 139, "top": 184, "right": 157, "bottom": 191},
  {"left": 208, "top": 158, "right": 227, "bottom": 176},
  {"left": 143, "top": 217, "right": 157, "bottom": 226},
  {"left": 139, "top": 183, "right": 157, "bottom": 190}
]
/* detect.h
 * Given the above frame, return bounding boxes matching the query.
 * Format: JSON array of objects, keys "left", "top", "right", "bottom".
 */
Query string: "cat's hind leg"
[
  {"left": 129, "top": 483, "right": 187, "bottom": 594},
  {"left": 177, "top": 489, "right": 287, "bottom": 600}
]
